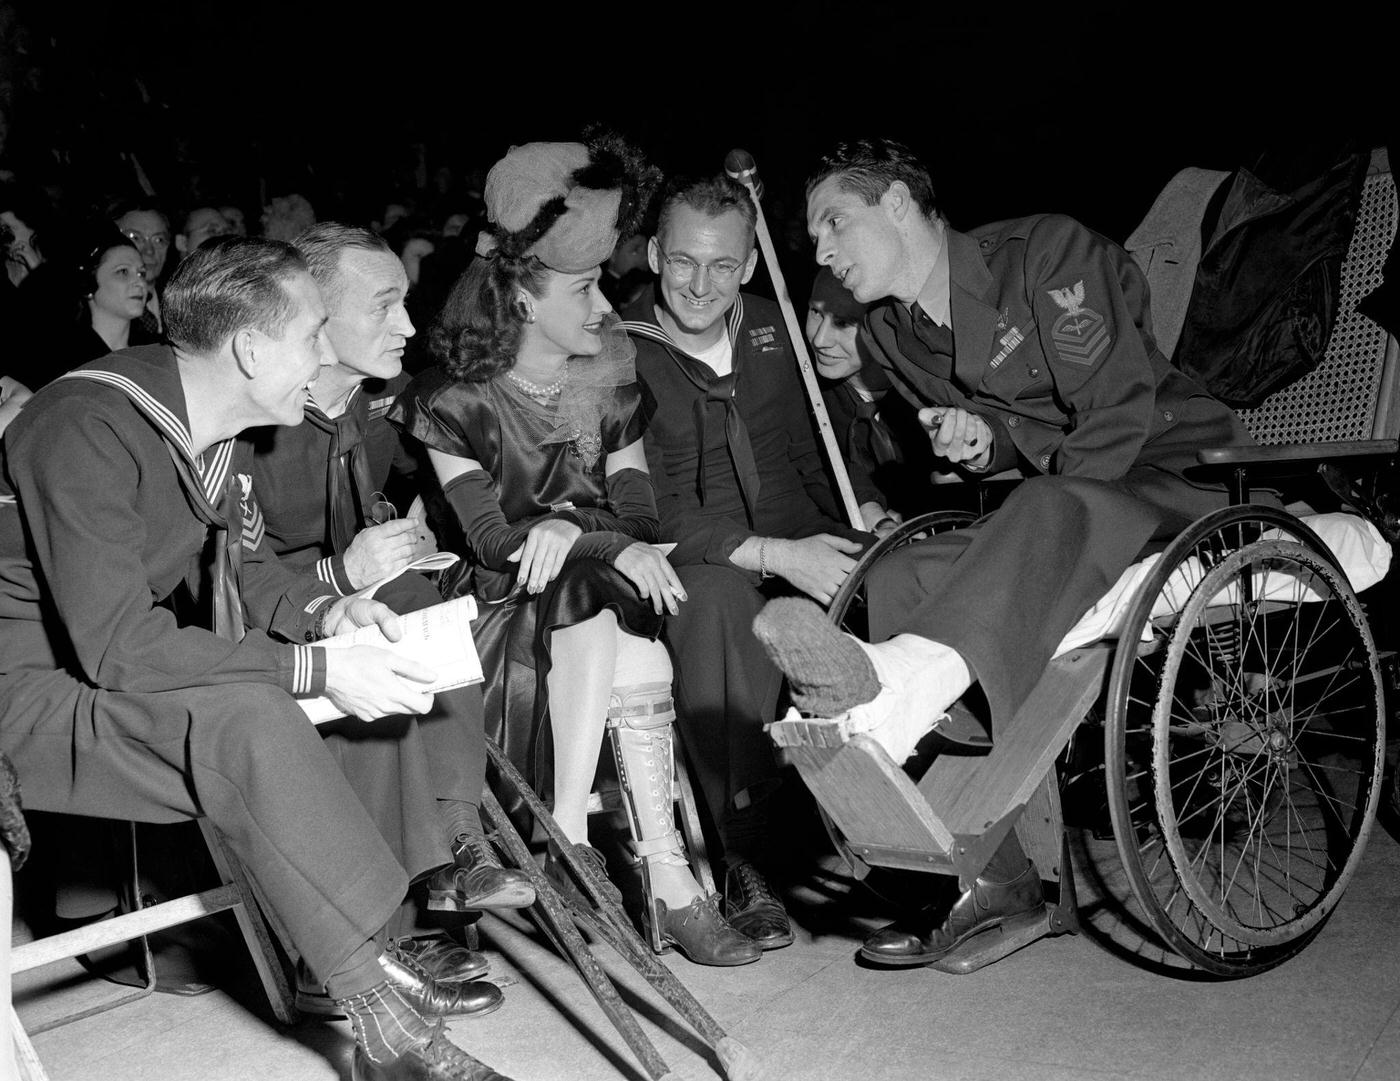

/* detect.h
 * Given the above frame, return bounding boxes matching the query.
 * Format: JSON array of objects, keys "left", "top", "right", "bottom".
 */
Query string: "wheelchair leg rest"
[{"left": 925, "top": 903, "right": 1072, "bottom": 975}]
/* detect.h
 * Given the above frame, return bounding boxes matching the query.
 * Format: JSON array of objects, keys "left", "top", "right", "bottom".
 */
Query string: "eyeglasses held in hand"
[{"left": 368, "top": 492, "right": 397, "bottom": 525}]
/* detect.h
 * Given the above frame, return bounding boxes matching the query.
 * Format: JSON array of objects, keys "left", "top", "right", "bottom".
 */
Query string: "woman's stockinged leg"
[{"left": 546, "top": 610, "right": 618, "bottom": 844}]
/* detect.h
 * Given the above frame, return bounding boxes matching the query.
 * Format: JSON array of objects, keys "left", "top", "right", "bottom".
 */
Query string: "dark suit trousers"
[
  {"left": 317, "top": 572, "right": 486, "bottom": 883},
  {"left": 664, "top": 564, "right": 784, "bottom": 841}
]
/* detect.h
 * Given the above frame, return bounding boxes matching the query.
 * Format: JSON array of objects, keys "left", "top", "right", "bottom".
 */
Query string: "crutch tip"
[{"left": 716, "top": 1036, "right": 765, "bottom": 1081}]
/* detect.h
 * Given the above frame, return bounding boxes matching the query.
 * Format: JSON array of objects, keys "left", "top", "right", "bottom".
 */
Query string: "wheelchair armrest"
[{"left": 1197, "top": 439, "right": 1398, "bottom": 470}]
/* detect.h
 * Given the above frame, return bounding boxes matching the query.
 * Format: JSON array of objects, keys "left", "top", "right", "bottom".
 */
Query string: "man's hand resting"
[
  {"left": 320, "top": 597, "right": 439, "bottom": 720},
  {"left": 342, "top": 517, "right": 437, "bottom": 591},
  {"left": 768, "top": 534, "right": 863, "bottom": 606}
]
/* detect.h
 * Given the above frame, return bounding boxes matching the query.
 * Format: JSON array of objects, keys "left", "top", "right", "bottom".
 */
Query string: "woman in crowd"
[
  {"left": 70, "top": 225, "right": 157, "bottom": 360},
  {"left": 390, "top": 134, "right": 759, "bottom": 967}
]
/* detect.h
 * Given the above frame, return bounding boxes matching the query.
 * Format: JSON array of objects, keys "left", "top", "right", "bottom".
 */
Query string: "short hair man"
[
  {"left": 175, "top": 206, "right": 234, "bottom": 261},
  {"left": 1, "top": 238, "right": 517, "bottom": 1080},
  {"left": 754, "top": 138, "right": 1252, "bottom": 968},
  {"left": 110, "top": 198, "right": 173, "bottom": 334},
  {"left": 244, "top": 223, "right": 534, "bottom": 978},
  {"left": 618, "top": 175, "right": 873, "bottom": 952}
]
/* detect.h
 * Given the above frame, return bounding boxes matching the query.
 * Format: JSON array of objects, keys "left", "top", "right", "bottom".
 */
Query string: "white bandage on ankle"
[{"left": 841, "top": 634, "right": 972, "bottom": 764}]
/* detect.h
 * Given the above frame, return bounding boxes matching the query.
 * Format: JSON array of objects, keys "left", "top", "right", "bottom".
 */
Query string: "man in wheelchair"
[{"left": 753, "top": 137, "right": 1259, "bottom": 967}]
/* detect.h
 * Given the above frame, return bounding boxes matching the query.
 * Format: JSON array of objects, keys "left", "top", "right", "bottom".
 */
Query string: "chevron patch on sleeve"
[
  {"left": 1048, "top": 280, "right": 1111, "bottom": 367},
  {"left": 236, "top": 473, "right": 266, "bottom": 551}
]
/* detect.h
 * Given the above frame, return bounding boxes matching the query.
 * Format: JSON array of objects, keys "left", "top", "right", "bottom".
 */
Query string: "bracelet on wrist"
[{"left": 758, "top": 538, "right": 774, "bottom": 580}]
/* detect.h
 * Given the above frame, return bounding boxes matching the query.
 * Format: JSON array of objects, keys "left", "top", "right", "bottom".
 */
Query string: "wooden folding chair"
[{"left": 8, "top": 818, "right": 296, "bottom": 1081}]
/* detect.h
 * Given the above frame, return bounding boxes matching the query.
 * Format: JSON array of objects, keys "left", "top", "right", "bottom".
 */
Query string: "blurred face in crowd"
[
  {"left": 261, "top": 194, "right": 315, "bottom": 242},
  {"left": 325, "top": 248, "right": 414, "bottom": 381},
  {"left": 522, "top": 266, "right": 612, "bottom": 362},
  {"left": 399, "top": 236, "right": 434, "bottom": 289},
  {"left": 88, "top": 245, "right": 148, "bottom": 324},
  {"left": 116, "top": 208, "right": 172, "bottom": 282},
  {"left": 1, "top": 210, "right": 40, "bottom": 286},
  {"left": 219, "top": 206, "right": 248, "bottom": 236},
  {"left": 441, "top": 213, "right": 470, "bottom": 238},
  {"left": 176, "top": 208, "right": 233, "bottom": 260},
  {"left": 648, "top": 205, "right": 757, "bottom": 350},
  {"left": 806, "top": 175, "right": 906, "bottom": 305},
  {"left": 246, "top": 270, "right": 333, "bottom": 426},
  {"left": 805, "top": 265, "right": 869, "bottom": 381},
  {"left": 607, "top": 233, "right": 648, "bottom": 276}
]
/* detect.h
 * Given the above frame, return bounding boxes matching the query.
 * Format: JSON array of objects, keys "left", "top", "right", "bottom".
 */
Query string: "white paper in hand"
[{"left": 298, "top": 595, "right": 483, "bottom": 725}]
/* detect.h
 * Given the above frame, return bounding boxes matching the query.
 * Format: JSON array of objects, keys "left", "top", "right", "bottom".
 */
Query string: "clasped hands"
[{"left": 919, "top": 407, "right": 993, "bottom": 471}]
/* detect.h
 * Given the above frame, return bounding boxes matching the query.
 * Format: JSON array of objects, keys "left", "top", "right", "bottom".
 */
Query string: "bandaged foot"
[{"left": 752, "top": 597, "right": 972, "bottom": 764}]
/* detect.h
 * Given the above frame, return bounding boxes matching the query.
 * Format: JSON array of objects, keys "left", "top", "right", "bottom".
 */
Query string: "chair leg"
[
  {"left": 194, "top": 821, "right": 298, "bottom": 1025},
  {"left": 11, "top": 1006, "right": 49, "bottom": 1081}
]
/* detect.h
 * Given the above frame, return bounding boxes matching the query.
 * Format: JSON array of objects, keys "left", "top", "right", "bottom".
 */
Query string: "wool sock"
[
  {"left": 751, "top": 598, "right": 880, "bottom": 716},
  {"left": 439, "top": 798, "right": 483, "bottom": 857},
  {"left": 338, "top": 983, "right": 435, "bottom": 1064}
]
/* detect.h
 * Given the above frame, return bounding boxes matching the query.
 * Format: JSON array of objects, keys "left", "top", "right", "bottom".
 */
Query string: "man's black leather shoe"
[
  {"left": 297, "top": 952, "right": 503, "bottom": 1019},
  {"left": 723, "top": 860, "right": 794, "bottom": 950},
  {"left": 351, "top": 1022, "right": 515, "bottom": 1081},
  {"left": 860, "top": 863, "right": 1044, "bottom": 966},
  {"left": 380, "top": 949, "right": 503, "bottom": 1018},
  {"left": 427, "top": 838, "right": 535, "bottom": 913},
  {"left": 390, "top": 934, "right": 489, "bottom": 984}
]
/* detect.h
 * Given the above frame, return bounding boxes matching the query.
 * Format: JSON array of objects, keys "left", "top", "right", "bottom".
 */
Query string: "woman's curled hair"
[{"left": 429, "top": 252, "right": 550, "bottom": 382}]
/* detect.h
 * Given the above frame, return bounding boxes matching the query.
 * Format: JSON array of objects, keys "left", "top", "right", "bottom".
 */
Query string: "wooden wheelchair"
[{"left": 771, "top": 148, "right": 1399, "bottom": 980}]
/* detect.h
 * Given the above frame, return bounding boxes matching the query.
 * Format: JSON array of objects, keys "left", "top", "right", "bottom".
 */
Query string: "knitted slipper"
[{"left": 751, "top": 597, "right": 880, "bottom": 716}]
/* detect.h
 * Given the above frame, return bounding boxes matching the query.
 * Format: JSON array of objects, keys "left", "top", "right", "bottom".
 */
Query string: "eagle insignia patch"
[{"left": 1047, "top": 280, "right": 1110, "bottom": 366}]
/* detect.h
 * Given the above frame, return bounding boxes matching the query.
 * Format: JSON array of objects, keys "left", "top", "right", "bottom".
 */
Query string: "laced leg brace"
[{"left": 605, "top": 636, "right": 687, "bottom": 894}]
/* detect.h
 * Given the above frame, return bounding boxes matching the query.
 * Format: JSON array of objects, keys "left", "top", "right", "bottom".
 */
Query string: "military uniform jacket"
[
  {"left": 862, "top": 215, "right": 1250, "bottom": 489},
  {"left": 620, "top": 290, "right": 850, "bottom": 568},
  {"left": 0, "top": 346, "right": 335, "bottom": 700},
  {"left": 245, "top": 372, "right": 416, "bottom": 595}
]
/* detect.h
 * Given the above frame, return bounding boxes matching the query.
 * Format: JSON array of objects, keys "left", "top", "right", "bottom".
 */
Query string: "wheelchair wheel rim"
[
  {"left": 1148, "top": 539, "right": 1385, "bottom": 947},
  {"left": 1105, "top": 507, "right": 1386, "bottom": 975}
]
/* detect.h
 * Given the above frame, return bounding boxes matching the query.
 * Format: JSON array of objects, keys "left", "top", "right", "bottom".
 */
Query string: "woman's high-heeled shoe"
[{"left": 646, "top": 892, "right": 762, "bottom": 966}]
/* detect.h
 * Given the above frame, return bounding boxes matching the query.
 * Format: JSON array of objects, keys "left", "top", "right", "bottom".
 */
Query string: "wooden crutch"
[{"left": 724, "top": 148, "right": 865, "bottom": 530}]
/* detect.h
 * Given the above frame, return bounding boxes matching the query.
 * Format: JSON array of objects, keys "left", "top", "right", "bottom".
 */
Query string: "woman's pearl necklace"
[{"left": 505, "top": 369, "right": 564, "bottom": 398}]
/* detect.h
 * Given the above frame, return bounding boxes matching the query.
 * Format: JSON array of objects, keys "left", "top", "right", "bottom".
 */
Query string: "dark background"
[{"left": 3, "top": 2, "right": 1391, "bottom": 269}]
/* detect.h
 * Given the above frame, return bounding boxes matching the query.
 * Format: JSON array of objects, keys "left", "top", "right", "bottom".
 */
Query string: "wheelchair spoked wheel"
[
  {"left": 1103, "top": 505, "right": 1386, "bottom": 977},
  {"left": 827, "top": 509, "right": 980, "bottom": 638}
]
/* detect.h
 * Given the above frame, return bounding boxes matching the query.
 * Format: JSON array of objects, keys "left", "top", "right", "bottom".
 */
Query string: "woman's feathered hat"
[{"left": 475, "top": 127, "right": 661, "bottom": 274}]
